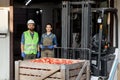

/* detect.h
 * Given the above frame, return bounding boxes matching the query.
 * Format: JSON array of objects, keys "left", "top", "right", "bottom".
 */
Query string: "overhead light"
[
  {"left": 25, "top": 0, "right": 32, "bottom": 6},
  {"left": 40, "top": 10, "right": 43, "bottom": 13}
]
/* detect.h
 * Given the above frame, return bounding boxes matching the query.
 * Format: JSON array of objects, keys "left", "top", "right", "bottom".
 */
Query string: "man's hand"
[
  {"left": 40, "top": 45, "right": 45, "bottom": 50},
  {"left": 47, "top": 45, "right": 54, "bottom": 49},
  {"left": 21, "top": 52, "right": 26, "bottom": 58},
  {"left": 36, "top": 52, "right": 41, "bottom": 58}
]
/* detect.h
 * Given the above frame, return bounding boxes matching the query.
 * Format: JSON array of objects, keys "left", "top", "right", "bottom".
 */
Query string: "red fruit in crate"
[
  {"left": 49, "top": 58, "right": 54, "bottom": 64},
  {"left": 41, "top": 58, "right": 47, "bottom": 63},
  {"left": 60, "top": 59, "right": 66, "bottom": 64},
  {"left": 67, "top": 60, "right": 73, "bottom": 64},
  {"left": 54, "top": 59, "right": 62, "bottom": 64}
]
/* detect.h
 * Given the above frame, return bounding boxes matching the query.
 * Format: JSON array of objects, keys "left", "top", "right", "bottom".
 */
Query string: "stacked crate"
[{"left": 15, "top": 58, "right": 90, "bottom": 80}]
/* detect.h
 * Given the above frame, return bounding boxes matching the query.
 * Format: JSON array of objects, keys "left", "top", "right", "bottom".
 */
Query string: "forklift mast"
[{"left": 61, "top": 1, "right": 94, "bottom": 58}]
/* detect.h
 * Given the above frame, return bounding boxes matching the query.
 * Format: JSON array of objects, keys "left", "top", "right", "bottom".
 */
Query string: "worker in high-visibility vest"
[
  {"left": 40, "top": 23, "right": 57, "bottom": 58},
  {"left": 21, "top": 19, "right": 40, "bottom": 60}
]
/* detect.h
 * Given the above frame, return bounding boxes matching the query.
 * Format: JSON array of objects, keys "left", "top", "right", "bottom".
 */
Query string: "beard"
[{"left": 29, "top": 28, "right": 34, "bottom": 31}]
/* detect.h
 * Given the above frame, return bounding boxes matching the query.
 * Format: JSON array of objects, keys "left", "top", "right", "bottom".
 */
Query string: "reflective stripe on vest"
[{"left": 24, "top": 31, "right": 39, "bottom": 54}]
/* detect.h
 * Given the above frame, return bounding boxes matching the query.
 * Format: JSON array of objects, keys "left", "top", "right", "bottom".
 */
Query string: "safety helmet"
[{"left": 27, "top": 19, "right": 35, "bottom": 24}]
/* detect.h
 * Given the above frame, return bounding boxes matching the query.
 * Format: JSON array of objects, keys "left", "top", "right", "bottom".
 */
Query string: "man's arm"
[
  {"left": 53, "top": 34, "right": 57, "bottom": 47},
  {"left": 37, "top": 44, "right": 40, "bottom": 52},
  {"left": 21, "top": 33, "right": 24, "bottom": 53},
  {"left": 21, "top": 44, "right": 24, "bottom": 53},
  {"left": 39, "top": 34, "right": 43, "bottom": 48}
]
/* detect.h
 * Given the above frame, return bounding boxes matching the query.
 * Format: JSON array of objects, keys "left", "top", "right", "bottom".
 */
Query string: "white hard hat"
[{"left": 27, "top": 19, "right": 35, "bottom": 24}]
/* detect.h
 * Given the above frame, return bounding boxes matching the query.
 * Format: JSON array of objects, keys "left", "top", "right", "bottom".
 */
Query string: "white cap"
[{"left": 27, "top": 19, "right": 35, "bottom": 24}]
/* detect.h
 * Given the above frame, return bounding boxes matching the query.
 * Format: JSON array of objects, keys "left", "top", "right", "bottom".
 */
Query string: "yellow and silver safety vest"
[{"left": 24, "top": 30, "right": 39, "bottom": 54}]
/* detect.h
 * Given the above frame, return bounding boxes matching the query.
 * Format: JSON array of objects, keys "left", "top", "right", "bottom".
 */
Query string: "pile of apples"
[{"left": 30, "top": 57, "right": 80, "bottom": 65}]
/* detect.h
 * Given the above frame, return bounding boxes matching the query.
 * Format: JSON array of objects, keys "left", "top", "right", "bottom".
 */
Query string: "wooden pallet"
[{"left": 15, "top": 58, "right": 90, "bottom": 80}]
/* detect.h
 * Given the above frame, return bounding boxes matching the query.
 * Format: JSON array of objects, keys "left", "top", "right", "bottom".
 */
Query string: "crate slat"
[{"left": 75, "top": 61, "right": 88, "bottom": 80}]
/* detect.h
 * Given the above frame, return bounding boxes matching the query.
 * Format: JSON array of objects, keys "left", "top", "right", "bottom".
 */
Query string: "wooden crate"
[{"left": 15, "top": 58, "right": 90, "bottom": 80}]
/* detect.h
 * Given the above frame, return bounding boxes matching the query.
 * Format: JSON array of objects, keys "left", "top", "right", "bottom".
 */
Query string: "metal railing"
[{"left": 54, "top": 47, "right": 92, "bottom": 60}]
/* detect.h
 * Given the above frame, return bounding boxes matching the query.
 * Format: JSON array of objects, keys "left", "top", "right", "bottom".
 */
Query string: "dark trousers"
[
  {"left": 41, "top": 50, "right": 54, "bottom": 58},
  {"left": 23, "top": 54, "right": 36, "bottom": 60}
]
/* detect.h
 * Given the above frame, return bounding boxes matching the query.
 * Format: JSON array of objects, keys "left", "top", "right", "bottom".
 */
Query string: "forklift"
[
  {"left": 91, "top": 8, "right": 118, "bottom": 79},
  {"left": 61, "top": 0, "right": 118, "bottom": 79}
]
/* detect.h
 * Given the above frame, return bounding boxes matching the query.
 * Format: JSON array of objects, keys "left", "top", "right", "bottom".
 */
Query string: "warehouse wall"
[
  {"left": 0, "top": 9, "right": 10, "bottom": 80},
  {"left": 114, "top": 1, "right": 120, "bottom": 80},
  {"left": 0, "top": 32, "right": 10, "bottom": 80},
  {"left": 116, "top": 1, "right": 120, "bottom": 50},
  {"left": 0, "top": 0, "right": 10, "bottom": 80},
  {"left": 114, "top": 0, "right": 120, "bottom": 62},
  {"left": 0, "top": 0, "right": 9, "bottom": 7}
]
